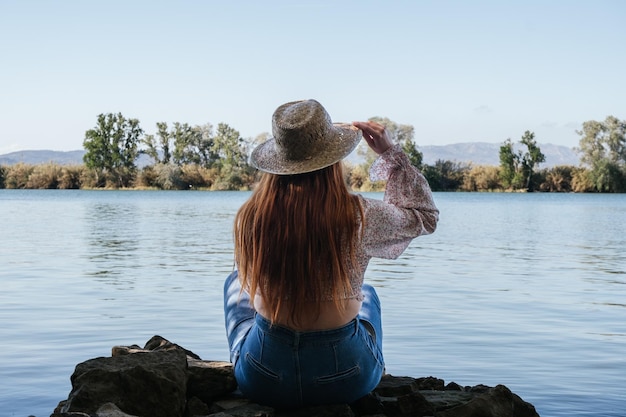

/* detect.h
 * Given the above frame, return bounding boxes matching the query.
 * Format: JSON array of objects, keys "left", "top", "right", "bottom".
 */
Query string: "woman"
[{"left": 224, "top": 99, "right": 439, "bottom": 408}]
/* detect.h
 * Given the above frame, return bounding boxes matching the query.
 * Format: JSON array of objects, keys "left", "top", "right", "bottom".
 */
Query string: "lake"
[{"left": 1, "top": 190, "right": 624, "bottom": 417}]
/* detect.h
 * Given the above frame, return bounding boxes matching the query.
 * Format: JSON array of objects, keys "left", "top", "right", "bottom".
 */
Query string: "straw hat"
[{"left": 250, "top": 99, "right": 362, "bottom": 175}]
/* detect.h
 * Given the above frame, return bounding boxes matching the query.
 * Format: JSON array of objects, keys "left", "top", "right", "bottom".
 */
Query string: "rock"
[
  {"left": 373, "top": 375, "right": 422, "bottom": 396},
  {"left": 51, "top": 411, "right": 91, "bottom": 417},
  {"left": 377, "top": 391, "right": 434, "bottom": 417},
  {"left": 111, "top": 345, "right": 145, "bottom": 356},
  {"left": 143, "top": 334, "right": 202, "bottom": 360},
  {"left": 95, "top": 402, "right": 139, "bottom": 417},
  {"left": 52, "top": 336, "right": 540, "bottom": 417},
  {"left": 436, "top": 384, "right": 540, "bottom": 417},
  {"left": 420, "top": 390, "right": 475, "bottom": 411},
  {"left": 362, "top": 375, "right": 437, "bottom": 416},
  {"left": 444, "top": 382, "right": 464, "bottom": 391},
  {"left": 275, "top": 403, "right": 355, "bottom": 417},
  {"left": 187, "top": 358, "right": 238, "bottom": 403},
  {"left": 207, "top": 403, "right": 275, "bottom": 416},
  {"left": 58, "top": 349, "right": 188, "bottom": 417},
  {"left": 186, "top": 396, "right": 211, "bottom": 417}
]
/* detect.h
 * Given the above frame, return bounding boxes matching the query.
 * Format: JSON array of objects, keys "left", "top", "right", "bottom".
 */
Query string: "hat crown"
[
  {"left": 272, "top": 100, "right": 333, "bottom": 161},
  {"left": 250, "top": 99, "right": 361, "bottom": 175}
]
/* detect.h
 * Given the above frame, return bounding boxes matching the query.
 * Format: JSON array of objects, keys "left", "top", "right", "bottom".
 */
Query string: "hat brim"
[{"left": 250, "top": 123, "right": 362, "bottom": 175}]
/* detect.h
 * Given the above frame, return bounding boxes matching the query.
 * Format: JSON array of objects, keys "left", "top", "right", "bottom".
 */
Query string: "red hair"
[{"left": 234, "top": 162, "right": 363, "bottom": 325}]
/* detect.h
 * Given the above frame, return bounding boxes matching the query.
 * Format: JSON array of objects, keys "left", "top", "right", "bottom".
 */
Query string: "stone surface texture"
[{"left": 51, "top": 335, "right": 540, "bottom": 417}]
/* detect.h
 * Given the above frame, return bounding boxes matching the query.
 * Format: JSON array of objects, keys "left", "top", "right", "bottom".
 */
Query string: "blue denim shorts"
[{"left": 223, "top": 271, "right": 384, "bottom": 408}]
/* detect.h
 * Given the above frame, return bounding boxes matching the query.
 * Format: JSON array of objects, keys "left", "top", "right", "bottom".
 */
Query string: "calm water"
[{"left": 1, "top": 190, "right": 625, "bottom": 417}]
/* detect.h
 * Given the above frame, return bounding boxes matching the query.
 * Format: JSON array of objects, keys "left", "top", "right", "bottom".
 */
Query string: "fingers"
[
  {"left": 352, "top": 121, "right": 385, "bottom": 140},
  {"left": 352, "top": 121, "right": 392, "bottom": 155}
]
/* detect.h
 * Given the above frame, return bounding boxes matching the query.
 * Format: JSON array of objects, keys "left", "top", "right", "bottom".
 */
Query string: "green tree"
[
  {"left": 498, "top": 138, "right": 521, "bottom": 189},
  {"left": 212, "top": 123, "right": 246, "bottom": 169},
  {"left": 140, "top": 121, "right": 253, "bottom": 189},
  {"left": 588, "top": 158, "right": 625, "bottom": 192},
  {"left": 519, "top": 131, "right": 546, "bottom": 190},
  {"left": 170, "top": 122, "right": 217, "bottom": 167},
  {"left": 576, "top": 116, "right": 626, "bottom": 192},
  {"left": 210, "top": 123, "right": 249, "bottom": 189},
  {"left": 171, "top": 122, "right": 199, "bottom": 165},
  {"left": 143, "top": 122, "right": 173, "bottom": 164},
  {"left": 401, "top": 137, "right": 423, "bottom": 169},
  {"left": 422, "top": 159, "right": 467, "bottom": 191},
  {"left": 83, "top": 113, "right": 143, "bottom": 187},
  {"left": 499, "top": 131, "right": 545, "bottom": 191},
  {"left": 144, "top": 122, "right": 218, "bottom": 168},
  {"left": 195, "top": 123, "right": 219, "bottom": 167}
]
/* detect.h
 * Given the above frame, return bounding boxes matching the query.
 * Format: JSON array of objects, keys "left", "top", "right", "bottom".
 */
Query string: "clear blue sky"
[{"left": 1, "top": 0, "right": 624, "bottom": 153}]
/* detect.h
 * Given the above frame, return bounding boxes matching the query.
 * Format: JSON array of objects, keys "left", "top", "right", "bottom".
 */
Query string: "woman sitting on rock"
[{"left": 224, "top": 99, "right": 439, "bottom": 408}]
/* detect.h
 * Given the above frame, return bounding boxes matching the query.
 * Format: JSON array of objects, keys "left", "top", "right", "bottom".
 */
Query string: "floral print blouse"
[{"left": 340, "top": 144, "right": 439, "bottom": 300}]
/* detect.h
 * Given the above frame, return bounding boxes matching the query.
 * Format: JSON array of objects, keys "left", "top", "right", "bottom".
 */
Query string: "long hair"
[{"left": 234, "top": 162, "right": 363, "bottom": 325}]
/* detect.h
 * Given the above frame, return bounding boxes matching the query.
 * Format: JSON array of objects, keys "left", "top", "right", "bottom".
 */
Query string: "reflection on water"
[
  {"left": 1, "top": 190, "right": 625, "bottom": 417},
  {"left": 86, "top": 202, "right": 140, "bottom": 287}
]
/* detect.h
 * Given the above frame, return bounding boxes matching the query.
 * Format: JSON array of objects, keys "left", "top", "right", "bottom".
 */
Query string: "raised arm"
[{"left": 353, "top": 121, "right": 439, "bottom": 259}]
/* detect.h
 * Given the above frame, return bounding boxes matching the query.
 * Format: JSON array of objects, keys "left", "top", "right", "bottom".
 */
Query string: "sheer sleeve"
[{"left": 360, "top": 144, "right": 439, "bottom": 259}]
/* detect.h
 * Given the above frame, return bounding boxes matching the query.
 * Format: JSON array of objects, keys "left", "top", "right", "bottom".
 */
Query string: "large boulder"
[
  {"left": 52, "top": 336, "right": 540, "bottom": 417},
  {"left": 56, "top": 349, "right": 188, "bottom": 417}
]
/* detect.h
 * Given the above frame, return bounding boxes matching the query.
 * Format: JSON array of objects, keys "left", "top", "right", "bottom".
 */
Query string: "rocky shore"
[{"left": 51, "top": 335, "right": 540, "bottom": 417}]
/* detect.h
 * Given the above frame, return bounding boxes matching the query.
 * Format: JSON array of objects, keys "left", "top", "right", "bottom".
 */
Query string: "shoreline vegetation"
[
  {"left": 2, "top": 113, "right": 624, "bottom": 193},
  {"left": 0, "top": 159, "right": 605, "bottom": 193}
]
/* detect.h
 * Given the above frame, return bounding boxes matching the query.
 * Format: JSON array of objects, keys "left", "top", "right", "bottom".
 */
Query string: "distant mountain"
[
  {"left": 0, "top": 150, "right": 153, "bottom": 167},
  {"left": 0, "top": 150, "right": 87, "bottom": 166},
  {"left": 419, "top": 142, "right": 580, "bottom": 168},
  {"left": 0, "top": 143, "right": 581, "bottom": 168}
]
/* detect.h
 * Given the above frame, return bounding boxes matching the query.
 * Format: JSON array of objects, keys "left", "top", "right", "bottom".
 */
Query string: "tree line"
[{"left": 1, "top": 113, "right": 624, "bottom": 192}]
